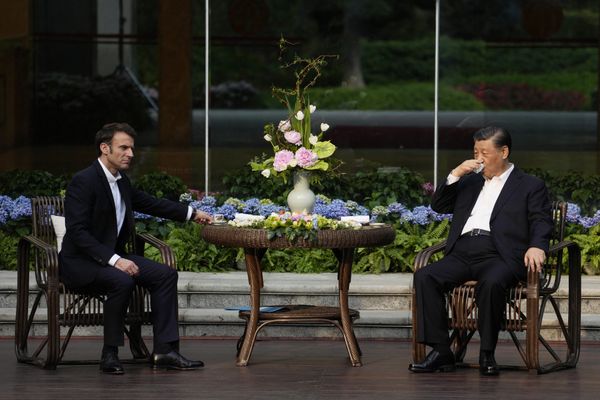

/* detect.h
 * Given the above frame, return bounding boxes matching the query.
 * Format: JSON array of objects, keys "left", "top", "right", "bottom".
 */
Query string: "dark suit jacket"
[
  {"left": 59, "top": 160, "right": 189, "bottom": 288},
  {"left": 431, "top": 167, "right": 553, "bottom": 276}
]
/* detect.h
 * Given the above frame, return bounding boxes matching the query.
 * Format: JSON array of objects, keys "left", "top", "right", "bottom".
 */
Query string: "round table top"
[{"left": 201, "top": 224, "right": 396, "bottom": 249}]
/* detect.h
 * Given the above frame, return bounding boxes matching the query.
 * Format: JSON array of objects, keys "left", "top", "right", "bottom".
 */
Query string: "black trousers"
[
  {"left": 83, "top": 254, "right": 179, "bottom": 349},
  {"left": 413, "top": 235, "right": 525, "bottom": 352}
]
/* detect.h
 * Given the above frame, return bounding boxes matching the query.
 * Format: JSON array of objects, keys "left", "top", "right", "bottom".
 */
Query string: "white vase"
[{"left": 287, "top": 171, "right": 316, "bottom": 213}]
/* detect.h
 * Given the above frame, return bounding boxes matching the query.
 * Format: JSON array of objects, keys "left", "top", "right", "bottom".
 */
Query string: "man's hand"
[
  {"left": 192, "top": 210, "right": 212, "bottom": 225},
  {"left": 524, "top": 247, "right": 546, "bottom": 272},
  {"left": 451, "top": 159, "right": 484, "bottom": 178},
  {"left": 115, "top": 257, "right": 139, "bottom": 276}
]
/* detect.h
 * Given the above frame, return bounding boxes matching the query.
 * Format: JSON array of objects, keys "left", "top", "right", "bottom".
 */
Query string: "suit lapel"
[
  {"left": 94, "top": 160, "right": 117, "bottom": 218},
  {"left": 490, "top": 168, "right": 524, "bottom": 221}
]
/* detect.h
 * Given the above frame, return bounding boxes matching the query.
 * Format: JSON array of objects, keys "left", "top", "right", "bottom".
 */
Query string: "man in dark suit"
[
  {"left": 59, "top": 122, "right": 212, "bottom": 374},
  {"left": 408, "top": 126, "right": 553, "bottom": 376}
]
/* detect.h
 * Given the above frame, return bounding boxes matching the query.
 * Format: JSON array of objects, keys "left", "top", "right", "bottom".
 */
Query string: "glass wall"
[
  {"left": 201, "top": 0, "right": 438, "bottom": 191},
  {"left": 438, "top": 0, "right": 598, "bottom": 178},
  {"left": 4, "top": 0, "right": 598, "bottom": 192}
]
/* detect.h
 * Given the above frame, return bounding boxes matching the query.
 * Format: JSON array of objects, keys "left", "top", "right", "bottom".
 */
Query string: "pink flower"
[
  {"left": 284, "top": 130, "right": 302, "bottom": 145},
  {"left": 278, "top": 120, "right": 292, "bottom": 132},
  {"left": 273, "top": 150, "right": 295, "bottom": 171},
  {"left": 295, "top": 147, "right": 318, "bottom": 168}
]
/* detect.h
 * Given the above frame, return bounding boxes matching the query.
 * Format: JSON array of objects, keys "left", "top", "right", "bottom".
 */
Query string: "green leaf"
[{"left": 313, "top": 141, "right": 336, "bottom": 158}]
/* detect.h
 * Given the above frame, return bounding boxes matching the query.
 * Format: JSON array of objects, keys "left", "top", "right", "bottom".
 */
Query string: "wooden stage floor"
[{"left": 2, "top": 337, "right": 599, "bottom": 400}]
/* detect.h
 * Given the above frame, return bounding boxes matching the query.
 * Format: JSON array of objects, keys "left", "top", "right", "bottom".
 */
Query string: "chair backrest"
[
  {"left": 550, "top": 201, "right": 567, "bottom": 244},
  {"left": 543, "top": 201, "right": 568, "bottom": 291},
  {"left": 31, "top": 196, "right": 64, "bottom": 246}
]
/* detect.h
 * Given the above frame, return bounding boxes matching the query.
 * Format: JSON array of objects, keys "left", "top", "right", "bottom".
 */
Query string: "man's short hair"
[
  {"left": 473, "top": 126, "right": 511, "bottom": 155},
  {"left": 95, "top": 123, "right": 137, "bottom": 156}
]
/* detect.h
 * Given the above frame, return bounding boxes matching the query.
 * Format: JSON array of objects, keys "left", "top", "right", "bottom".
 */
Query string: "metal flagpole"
[
  {"left": 205, "top": 0, "right": 210, "bottom": 195},
  {"left": 433, "top": 0, "right": 440, "bottom": 188}
]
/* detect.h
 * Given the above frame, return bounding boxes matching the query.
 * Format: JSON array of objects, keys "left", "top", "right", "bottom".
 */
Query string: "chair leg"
[
  {"left": 451, "top": 329, "right": 474, "bottom": 363},
  {"left": 126, "top": 324, "right": 150, "bottom": 359}
]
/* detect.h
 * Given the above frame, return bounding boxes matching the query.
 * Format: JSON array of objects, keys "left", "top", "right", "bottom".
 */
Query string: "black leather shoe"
[
  {"left": 409, "top": 350, "right": 456, "bottom": 373},
  {"left": 100, "top": 352, "right": 124, "bottom": 375},
  {"left": 151, "top": 350, "right": 204, "bottom": 370},
  {"left": 479, "top": 351, "right": 500, "bottom": 376}
]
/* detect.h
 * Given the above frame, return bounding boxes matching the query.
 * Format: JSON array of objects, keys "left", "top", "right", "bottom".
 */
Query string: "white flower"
[
  {"left": 309, "top": 135, "right": 318, "bottom": 145},
  {"left": 289, "top": 158, "right": 298, "bottom": 167},
  {"left": 278, "top": 120, "right": 291, "bottom": 132},
  {"left": 295, "top": 111, "right": 305, "bottom": 121},
  {"left": 261, "top": 169, "right": 271, "bottom": 178},
  {"left": 320, "top": 123, "right": 330, "bottom": 132},
  {"left": 264, "top": 134, "right": 272, "bottom": 141},
  {"left": 309, "top": 104, "right": 316, "bottom": 113}
]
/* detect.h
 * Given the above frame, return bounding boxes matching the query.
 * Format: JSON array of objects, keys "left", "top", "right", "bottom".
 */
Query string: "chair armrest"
[
  {"left": 413, "top": 240, "right": 447, "bottom": 271},
  {"left": 527, "top": 240, "right": 581, "bottom": 293},
  {"left": 18, "top": 235, "right": 60, "bottom": 288},
  {"left": 135, "top": 232, "right": 177, "bottom": 269}
]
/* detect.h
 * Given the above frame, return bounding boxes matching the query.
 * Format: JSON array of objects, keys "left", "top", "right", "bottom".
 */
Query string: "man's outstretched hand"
[{"left": 192, "top": 210, "right": 213, "bottom": 225}]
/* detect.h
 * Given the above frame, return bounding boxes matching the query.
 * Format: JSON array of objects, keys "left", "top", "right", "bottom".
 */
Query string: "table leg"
[
  {"left": 236, "top": 248, "right": 265, "bottom": 366},
  {"left": 336, "top": 248, "right": 363, "bottom": 367}
]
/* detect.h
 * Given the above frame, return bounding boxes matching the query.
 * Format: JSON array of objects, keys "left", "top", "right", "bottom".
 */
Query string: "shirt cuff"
[
  {"left": 186, "top": 206, "right": 194, "bottom": 221},
  {"left": 446, "top": 173, "right": 460, "bottom": 185},
  {"left": 108, "top": 254, "right": 121, "bottom": 267}
]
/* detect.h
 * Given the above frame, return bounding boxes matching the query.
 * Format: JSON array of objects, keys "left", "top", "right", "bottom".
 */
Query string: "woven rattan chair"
[
  {"left": 411, "top": 201, "right": 582, "bottom": 374},
  {"left": 15, "top": 196, "right": 177, "bottom": 369}
]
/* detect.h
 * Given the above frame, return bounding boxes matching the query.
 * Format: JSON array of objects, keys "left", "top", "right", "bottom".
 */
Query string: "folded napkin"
[
  {"left": 340, "top": 215, "right": 370, "bottom": 224},
  {"left": 234, "top": 213, "right": 265, "bottom": 222}
]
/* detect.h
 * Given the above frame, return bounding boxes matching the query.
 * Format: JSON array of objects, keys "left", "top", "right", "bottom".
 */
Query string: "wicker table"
[{"left": 201, "top": 224, "right": 395, "bottom": 367}]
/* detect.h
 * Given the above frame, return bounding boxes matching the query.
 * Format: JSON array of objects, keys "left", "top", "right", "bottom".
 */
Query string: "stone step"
[
  {"left": 2, "top": 270, "right": 600, "bottom": 340},
  {"left": 4, "top": 272, "right": 600, "bottom": 313},
  {"left": 2, "top": 306, "right": 599, "bottom": 341}
]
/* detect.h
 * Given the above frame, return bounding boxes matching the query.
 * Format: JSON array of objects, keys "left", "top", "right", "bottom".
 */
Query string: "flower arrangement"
[
  {"left": 228, "top": 211, "right": 358, "bottom": 242},
  {"left": 250, "top": 38, "right": 341, "bottom": 183}
]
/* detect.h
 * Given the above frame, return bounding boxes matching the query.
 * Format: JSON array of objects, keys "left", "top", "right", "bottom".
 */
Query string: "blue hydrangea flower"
[
  {"left": 318, "top": 199, "right": 349, "bottom": 219},
  {"left": 199, "top": 196, "right": 217, "bottom": 207},
  {"left": 387, "top": 202, "right": 408, "bottom": 216},
  {"left": 224, "top": 197, "right": 245, "bottom": 211},
  {"left": 215, "top": 204, "right": 237, "bottom": 220},
  {"left": 8, "top": 196, "right": 32, "bottom": 220},
  {"left": 258, "top": 203, "right": 284, "bottom": 217},
  {"left": 242, "top": 198, "right": 261, "bottom": 214},
  {"left": 565, "top": 202, "right": 581, "bottom": 224}
]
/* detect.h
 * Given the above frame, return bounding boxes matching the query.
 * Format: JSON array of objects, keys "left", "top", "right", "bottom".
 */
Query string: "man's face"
[
  {"left": 100, "top": 132, "right": 134, "bottom": 173},
  {"left": 473, "top": 138, "right": 508, "bottom": 178}
]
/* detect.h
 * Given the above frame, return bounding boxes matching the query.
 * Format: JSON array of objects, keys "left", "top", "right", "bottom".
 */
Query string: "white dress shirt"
[
  {"left": 446, "top": 164, "right": 514, "bottom": 235},
  {"left": 98, "top": 159, "right": 126, "bottom": 266}
]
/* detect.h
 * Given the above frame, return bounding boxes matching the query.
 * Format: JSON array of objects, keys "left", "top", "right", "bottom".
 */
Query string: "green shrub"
[
  {"left": 220, "top": 163, "right": 290, "bottom": 205},
  {"left": 221, "top": 166, "right": 429, "bottom": 208},
  {"left": 362, "top": 38, "right": 597, "bottom": 84},
  {"left": 165, "top": 224, "right": 237, "bottom": 272},
  {"left": 309, "top": 83, "right": 483, "bottom": 111},
  {"left": 0, "top": 170, "right": 68, "bottom": 197},
  {"left": 33, "top": 73, "right": 152, "bottom": 144},
  {"left": 0, "top": 231, "right": 19, "bottom": 270},
  {"left": 526, "top": 169, "right": 600, "bottom": 214},
  {"left": 569, "top": 224, "right": 600, "bottom": 275},
  {"left": 133, "top": 171, "right": 188, "bottom": 201},
  {"left": 261, "top": 248, "right": 338, "bottom": 273},
  {"left": 354, "top": 220, "right": 449, "bottom": 273}
]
